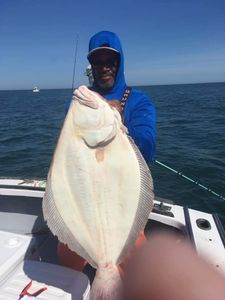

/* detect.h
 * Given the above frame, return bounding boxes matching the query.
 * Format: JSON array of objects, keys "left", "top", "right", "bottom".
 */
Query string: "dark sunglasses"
[{"left": 92, "top": 58, "right": 119, "bottom": 68}]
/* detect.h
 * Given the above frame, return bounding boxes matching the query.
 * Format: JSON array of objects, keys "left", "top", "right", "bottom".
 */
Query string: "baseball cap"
[{"left": 87, "top": 45, "right": 119, "bottom": 64}]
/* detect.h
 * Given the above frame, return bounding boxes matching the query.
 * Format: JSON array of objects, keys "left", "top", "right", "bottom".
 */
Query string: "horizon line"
[{"left": 0, "top": 81, "right": 225, "bottom": 92}]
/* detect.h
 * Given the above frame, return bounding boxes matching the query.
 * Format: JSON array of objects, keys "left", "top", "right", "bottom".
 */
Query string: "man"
[
  {"left": 87, "top": 30, "right": 156, "bottom": 164},
  {"left": 58, "top": 31, "right": 156, "bottom": 274}
]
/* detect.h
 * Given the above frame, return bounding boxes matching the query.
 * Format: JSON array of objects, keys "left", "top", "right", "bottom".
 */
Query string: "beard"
[
  {"left": 93, "top": 69, "right": 117, "bottom": 91},
  {"left": 97, "top": 78, "right": 115, "bottom": 90}
]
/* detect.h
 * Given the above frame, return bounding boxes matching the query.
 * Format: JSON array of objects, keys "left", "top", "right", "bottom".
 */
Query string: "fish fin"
[
  {"left": 42, "top": 179, "right": 97, "bottom": 268},
  {"left": 117, "top": 135, "right": 154, "bottom": 264},
  {"left": 90, "top": 264, "right": 123, "bottom": 300}
]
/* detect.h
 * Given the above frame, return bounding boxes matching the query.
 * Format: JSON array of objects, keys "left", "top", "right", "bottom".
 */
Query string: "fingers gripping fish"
[
  {"left": 43, "top": 85, "right": 154, "bottom": 300},
  {"left": 72, "top": 86, "right": 123, "bottom": 148}
]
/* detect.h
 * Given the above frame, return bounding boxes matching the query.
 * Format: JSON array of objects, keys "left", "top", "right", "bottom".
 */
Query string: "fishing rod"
[
  {"left": 154, "top": 160, "right": 225, "bottom": 201},
  {"left": 71, "top": 35, "right": 79, "bottom": 92}
]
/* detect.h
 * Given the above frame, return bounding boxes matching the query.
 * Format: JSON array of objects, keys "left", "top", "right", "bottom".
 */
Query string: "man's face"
[{"left": 91, "top": 49, "right": 119, "bottom": 91}]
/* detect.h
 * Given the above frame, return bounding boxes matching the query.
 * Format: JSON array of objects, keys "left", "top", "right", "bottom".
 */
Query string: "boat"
[
  {"left": 33, "top": 87, "right": 40, "bottom": 93},
  {"left": 0, "top": 178, "right": 224, "bottom": 299}
]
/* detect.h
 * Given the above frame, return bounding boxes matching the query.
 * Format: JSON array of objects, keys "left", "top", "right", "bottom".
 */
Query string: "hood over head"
[{"left": 87, "top": 31, "right": 127, "bottom": 100}]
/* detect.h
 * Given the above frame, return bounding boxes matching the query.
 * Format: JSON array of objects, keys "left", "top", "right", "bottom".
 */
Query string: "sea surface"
[{"left": 1, "top": 82, "right": 225, "bottom": 226}]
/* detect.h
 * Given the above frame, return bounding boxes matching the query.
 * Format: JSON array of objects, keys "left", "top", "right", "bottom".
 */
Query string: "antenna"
[{"left": 71, "top": 35, "right": 79, "bottom": 92}]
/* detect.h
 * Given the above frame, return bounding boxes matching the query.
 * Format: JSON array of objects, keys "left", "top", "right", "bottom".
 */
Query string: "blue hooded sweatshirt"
[{"left": 88, "top": 31, "right": 156, "bottom": 163}]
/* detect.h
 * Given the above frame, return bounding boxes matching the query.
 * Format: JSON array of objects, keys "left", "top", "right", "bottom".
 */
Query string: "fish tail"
[{"left": 90, "top": 264, "right": 123, "bottom": 300}]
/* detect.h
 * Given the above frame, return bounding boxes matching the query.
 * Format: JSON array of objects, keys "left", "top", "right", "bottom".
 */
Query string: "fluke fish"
[{"left": 43, "top": 85, "right": 154, "bottom": 300}]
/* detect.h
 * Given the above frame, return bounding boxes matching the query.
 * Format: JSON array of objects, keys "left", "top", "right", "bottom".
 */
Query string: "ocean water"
[{"left": 0, "top": 82, "right": 225, "bottom": 226}]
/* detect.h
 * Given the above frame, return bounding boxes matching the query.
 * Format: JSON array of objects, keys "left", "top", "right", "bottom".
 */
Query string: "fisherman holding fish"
[
  {"left": 59, "top": 30, "right": 156, "bottom": 265},
  {"left": 43, "top": 31, "right": 155, "bottom": 299},
  {"left": 43, "top": 32, "right": 225, "bottom": 300}
]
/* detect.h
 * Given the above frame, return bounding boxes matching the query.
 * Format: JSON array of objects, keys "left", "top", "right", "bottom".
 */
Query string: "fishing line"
[
  {"left": 71, "top": 35, "right": 79, "bottom": 92},
  {"left": 154, "top": 160, "right": 225, "bottom": 201}
]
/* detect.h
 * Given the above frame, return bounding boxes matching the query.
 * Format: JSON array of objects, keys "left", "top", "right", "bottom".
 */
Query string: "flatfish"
[{"left": 43, "top": 85, "right": 154, "bottom": 300}]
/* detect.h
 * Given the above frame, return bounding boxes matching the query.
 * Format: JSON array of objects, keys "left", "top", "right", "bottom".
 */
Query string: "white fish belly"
[{"left": 43, "top": 100, "right": 153, "bottom": 269}]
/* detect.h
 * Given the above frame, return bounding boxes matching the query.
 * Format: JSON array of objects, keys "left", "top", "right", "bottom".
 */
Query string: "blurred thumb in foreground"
[{"left": 124, "top": 233, "right": 225, "bottom": 300}]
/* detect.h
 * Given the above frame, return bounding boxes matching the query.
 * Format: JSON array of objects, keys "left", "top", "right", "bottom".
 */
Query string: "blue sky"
[{"left": 0, "top": 0, "right": 225, "bottom": 90}]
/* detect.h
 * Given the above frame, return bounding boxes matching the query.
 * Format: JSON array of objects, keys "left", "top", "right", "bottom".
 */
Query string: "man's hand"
[{"left": 108, "top": 100, "right": 122, "bottom": 114}]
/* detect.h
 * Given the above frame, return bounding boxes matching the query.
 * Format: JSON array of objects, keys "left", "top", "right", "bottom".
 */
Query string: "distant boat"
[{"left": 33, "top": 87, "right": 40, "bottom": 92}]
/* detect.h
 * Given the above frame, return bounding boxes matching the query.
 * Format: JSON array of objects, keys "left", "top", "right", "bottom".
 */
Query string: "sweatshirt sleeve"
[{"left": 126, "top": 94, "right": 156, "bottom": 164}]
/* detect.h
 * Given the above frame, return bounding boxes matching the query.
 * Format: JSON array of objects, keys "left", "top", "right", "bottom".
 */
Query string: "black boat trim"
[
  {"left": 213, "top": 214, "right": 225, "bottom": 248},
  {"left": 183, "top": 206, "right": 196, "bottom": 250}
]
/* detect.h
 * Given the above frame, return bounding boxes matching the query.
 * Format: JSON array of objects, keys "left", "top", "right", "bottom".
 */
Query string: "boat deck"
[{"left": 0, "top": 180, "right": 224, "bottom": 298}]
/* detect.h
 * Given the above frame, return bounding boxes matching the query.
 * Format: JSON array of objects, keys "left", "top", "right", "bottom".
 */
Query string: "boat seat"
[
  {"left": 0, "top": 260, "right": 90, "bottom": 299},
  {"left": 0, "top": 230, "right": 37, "bottom": 283}
]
